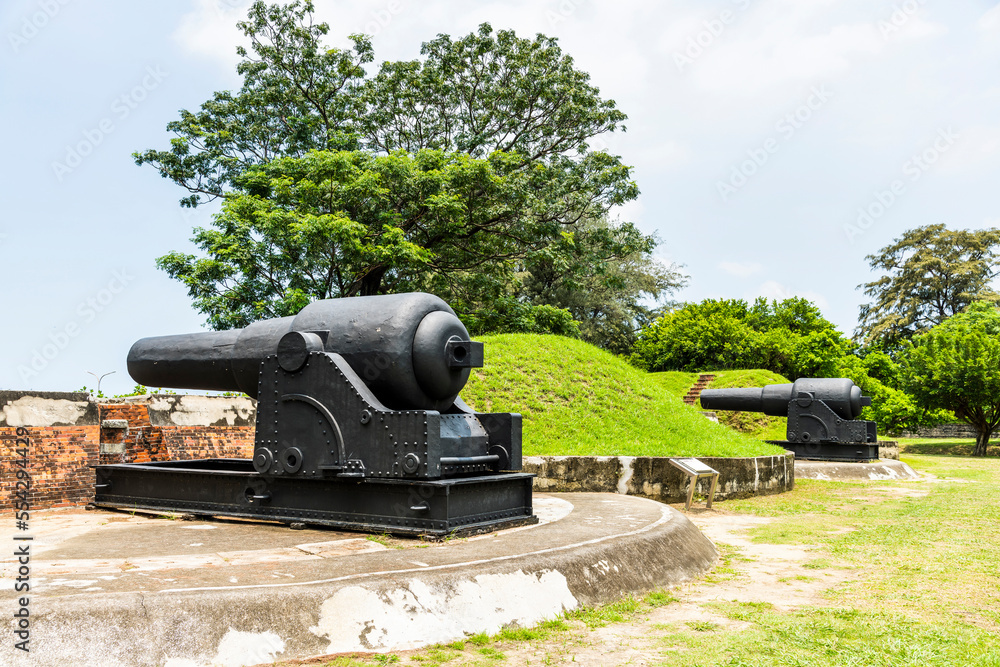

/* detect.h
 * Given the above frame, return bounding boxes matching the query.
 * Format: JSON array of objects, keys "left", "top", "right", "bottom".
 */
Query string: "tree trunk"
[
  {"left": 359, "top": 266, "right": 387, "bottom": 296},
  {"left": 973, "top": 429, "right": 989, "bottom": 457}
]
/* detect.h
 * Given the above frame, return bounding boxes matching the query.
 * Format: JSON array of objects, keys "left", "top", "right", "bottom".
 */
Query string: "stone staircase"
[{"left": 682, "top": 373, "right": 716, "bottom": 406}]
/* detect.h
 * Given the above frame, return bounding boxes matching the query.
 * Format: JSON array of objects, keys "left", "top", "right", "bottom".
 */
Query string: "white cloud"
[
  {"left": 687, "top": 1, "right": 885, "bottom": 95},
  {"left": 172, "top": 0, "right": 253, "bottom": 72},
  {"left": 979, "top": 2, "right": 1000, "bottom": 32},
  {"left": 718, "top": 261, "right": 763, "bottom": 279},
  {"left": 752, "top": 280, "right": 829, "bottom": 310},
  {"left": 654, "top": 0, "right": 944, "bottom": 97},
  {"left": 610, "top": 199, "right": 645, "bottom": 227},
  {"left": 893, "top": 16, "right": 947, "bottom": 42}
]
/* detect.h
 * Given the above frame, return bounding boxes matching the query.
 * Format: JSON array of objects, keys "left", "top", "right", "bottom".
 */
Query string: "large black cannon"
[
  {"left": 94, "top": 293, "right": 535, "bottom": 536},
  {"left": 700, "top": 378, "right": 879, "bottom": 461}
]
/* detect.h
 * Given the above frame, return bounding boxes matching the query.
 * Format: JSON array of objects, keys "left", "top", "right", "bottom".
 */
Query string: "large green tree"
[
  {"left": 630, "top": 297, "right": 849, "bottom": 380},
  {"left": 136, "top": 1, "right": 658, "bottom": 337},
  {"left": 901, "top": 301, "right": 1000, "bottom": 456},
  {"left": 856, "top": 224, "right": 1000, "bottom": 349}
]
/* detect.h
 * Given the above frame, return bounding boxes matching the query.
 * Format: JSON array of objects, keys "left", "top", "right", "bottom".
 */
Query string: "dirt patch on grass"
[{"left": 677, "top": 509, "right": 855, "bottom": 610}]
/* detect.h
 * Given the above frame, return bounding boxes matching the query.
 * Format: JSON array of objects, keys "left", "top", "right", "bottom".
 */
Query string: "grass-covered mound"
[
  {"left": 646, "top": 371, "right": 700, "bottom": 400},
  {"left": 461, "top": 335, "right": 785, "bottom": 458}
]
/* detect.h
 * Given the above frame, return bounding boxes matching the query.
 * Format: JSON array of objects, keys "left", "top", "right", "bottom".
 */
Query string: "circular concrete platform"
[
  {"left": 1, "top": 493, "right": 716, "bottom": 667},
  {"left": 795, "top": 458, "right": 920, "bottom": 481}
]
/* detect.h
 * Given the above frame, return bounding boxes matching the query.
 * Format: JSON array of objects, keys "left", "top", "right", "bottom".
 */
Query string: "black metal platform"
[
  {"left": 93, "top": 459, "right": 536, "bottom": 537},
  {"left": 770, "top": 441, "right": 880, "bottom": 463}
]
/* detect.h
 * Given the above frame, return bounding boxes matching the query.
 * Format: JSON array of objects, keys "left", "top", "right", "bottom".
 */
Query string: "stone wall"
[
  {"left": 0, "top": 392, "right": 255, "bottom": 512},
  {"left": 898, "top": 423, "right": 985, "bottom": 439},
  {"left": 525, "top": 453, "right": 795, "bottom": 504}
]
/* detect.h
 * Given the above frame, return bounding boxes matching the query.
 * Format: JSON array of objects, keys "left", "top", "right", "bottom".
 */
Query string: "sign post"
[{"left": 668, "top": 458, "right": 720, "bottom": 510}]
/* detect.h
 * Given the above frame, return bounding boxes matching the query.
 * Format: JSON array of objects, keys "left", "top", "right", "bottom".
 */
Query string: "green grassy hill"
[
  {"left": 461, "top": 335, "right": 785, "bottom": 458},
  {"left": 646, "top": 371, "right": 700, "bottom": 400}
]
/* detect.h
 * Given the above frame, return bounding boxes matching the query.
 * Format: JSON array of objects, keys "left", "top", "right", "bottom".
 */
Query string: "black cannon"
[
  {"left": 94, "top": 293, "right": 535, "bottom": 536},
  {"left": 700, "top": 378, "right": 879, "bottom": 461}
]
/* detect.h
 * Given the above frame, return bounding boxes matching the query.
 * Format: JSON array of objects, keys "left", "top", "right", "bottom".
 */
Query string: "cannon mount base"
[
  {"left": 93, "top": 459, "right": 536, "bottom": 538},
  {"left": 769, "top": 441, "right": 880, "bottom": 463}
]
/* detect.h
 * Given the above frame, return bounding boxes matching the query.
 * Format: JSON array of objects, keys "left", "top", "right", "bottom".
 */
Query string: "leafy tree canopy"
[
  {"left": 835, "top": 352, "right": 947, "bottom": 436},
  {"left": 629, "top": 297, "right": 849, "bottom": 379},
  {"left": 901, "top": 301, "right": 1000, "bottom": 456},
  {"left": 518, "top": 216, "right": 687, "bottom": 354},
  {"left": 856, "top": 224, "right": 1000, "bottom": 349},
  {"left": 138, "top": 1, "right": 678, "bottom": 342},
  {"left": 135, "top": 2, "right": 627, "bottom": 207}
]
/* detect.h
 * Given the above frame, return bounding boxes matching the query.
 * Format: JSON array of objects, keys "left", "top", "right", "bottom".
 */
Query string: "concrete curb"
[
  {"left": 525, "top": 454, "right": 795, "bottom": 503},
  {"left": 5, "top": 494, "right": 716, "bottom": 667},
  {"left": 795, "top": 459, "right": 920, "bottom": 481}
]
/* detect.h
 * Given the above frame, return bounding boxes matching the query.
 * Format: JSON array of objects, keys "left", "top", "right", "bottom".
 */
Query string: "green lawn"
[{"left": 461, "top": 334, "right": 785, "bottom": 458}]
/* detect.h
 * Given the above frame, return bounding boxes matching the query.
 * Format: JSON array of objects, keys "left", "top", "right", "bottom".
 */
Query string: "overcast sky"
[{"left": 2, "top": 0, "right": 999, "bottom": 396}]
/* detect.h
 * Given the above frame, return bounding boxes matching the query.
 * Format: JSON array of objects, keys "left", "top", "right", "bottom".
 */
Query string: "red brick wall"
[
  {"left": 96, "top": 403, "right": 253, "bottom": 464},
  {"left": 1, "top": 426, "right": 100, "bottom": 510},
  {"left": 98, "top": 403, "right": 158, "bottom": 464},
  {"left": 158, "top": 427, "right": 254, "bottom": 460},
  {"left": 1, "top": 403, "right": 255, "bottom": 512}
]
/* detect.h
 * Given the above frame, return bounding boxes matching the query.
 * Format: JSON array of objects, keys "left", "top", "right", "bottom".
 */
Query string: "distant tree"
[
  {"left": 901, "top": 301, "right": 1000, "bottom": 456},
  {"left": 137, "top": 1, "right": 645, "bottom": 333},
  {"left": 856, "top": 224, "right": 1000, "bottom": 349},
  {"left": 835, "top": 352, "right": 948, "bottom": 436},
  {"left": 518, "top": 215, "right": 687, "bottom": 355},
  {"left": 630, "top": 297, "right": 848, "bottom": 379}
]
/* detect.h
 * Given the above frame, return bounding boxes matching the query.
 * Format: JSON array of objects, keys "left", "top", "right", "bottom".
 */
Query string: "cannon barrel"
[
  {"left": 127, "top": 292, "right": 480, "bottom": 411},
  {"left": 700, "top": 378, "right": 869, "bottom": 420}
]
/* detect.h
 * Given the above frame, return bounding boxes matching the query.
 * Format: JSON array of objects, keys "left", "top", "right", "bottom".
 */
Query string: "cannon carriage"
[{"left": 94, "top": 293, "right": 535, "bottom": 536}]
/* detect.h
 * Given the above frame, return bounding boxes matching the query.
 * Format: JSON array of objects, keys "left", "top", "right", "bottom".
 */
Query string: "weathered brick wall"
[
  {"left": 159, "top": 427, "right": 254, "bottom": 459},
  {"left": 1, "top": 394, "right": 256, "bottom": 511},
  {"left": 98, "top": 403, "right": 158, "bottom": 464},
  {"left": 1, "top": 426, "right": 100, "bottom": 510},
  {"left": 96, "top": 402, "right": 253, "bottom": 464}
]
